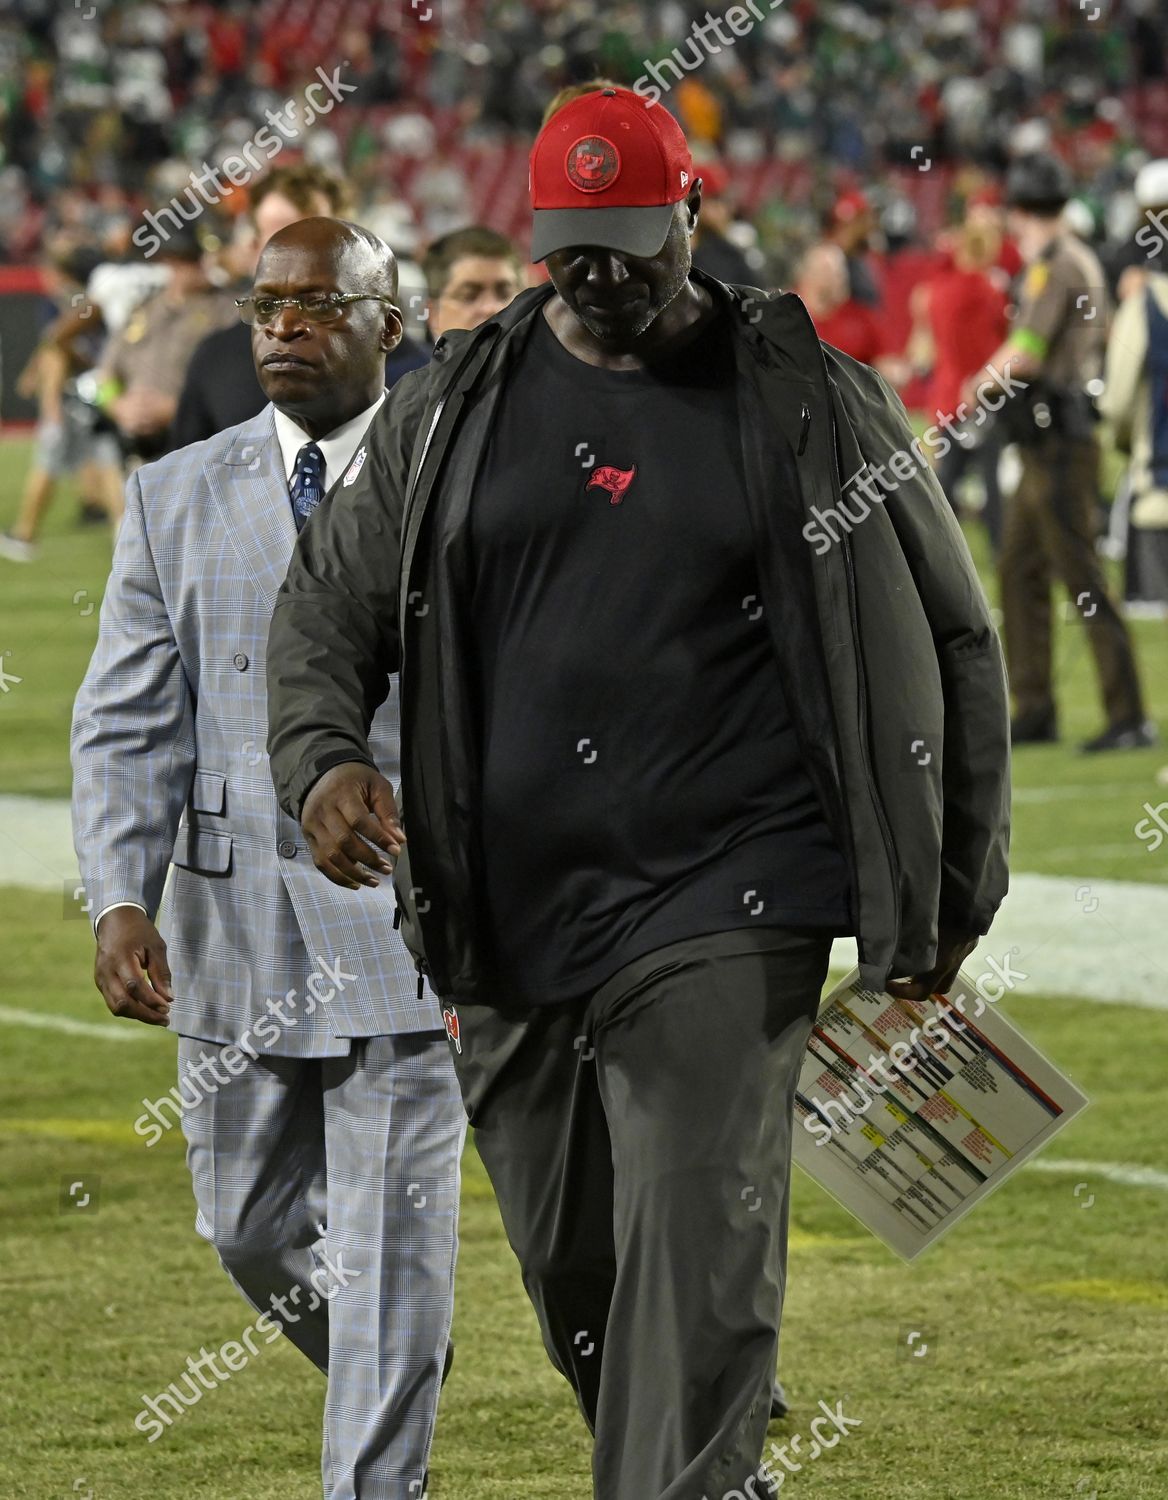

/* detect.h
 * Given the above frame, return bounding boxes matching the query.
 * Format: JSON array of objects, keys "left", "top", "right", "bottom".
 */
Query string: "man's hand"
[
  {"left": 300, "top": 762, "right": 405, "bottom": 890},
  {"left": 94, "top": 907, "right": 173, "bottom": 1025},
  {"left": 886, "top": 924, "right": 979, "bottom": 1003}
]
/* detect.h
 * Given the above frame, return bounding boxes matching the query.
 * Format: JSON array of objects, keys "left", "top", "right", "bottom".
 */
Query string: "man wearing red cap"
[{"left": 268, "top": 88, "right": 1010, "bottom": 1498}]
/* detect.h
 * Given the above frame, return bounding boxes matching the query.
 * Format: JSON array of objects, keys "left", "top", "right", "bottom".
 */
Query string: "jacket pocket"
[
  {"left": 172, "top": 824, "right": 233, "bottom": 875},
  {"left": 190, "top": 769, "right": 227, "bottom": 815}
]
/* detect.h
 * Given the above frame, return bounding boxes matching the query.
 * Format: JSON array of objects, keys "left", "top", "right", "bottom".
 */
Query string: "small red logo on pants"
[{"left": 442, "top": 1006, "right": 461, "bottom": 1054}]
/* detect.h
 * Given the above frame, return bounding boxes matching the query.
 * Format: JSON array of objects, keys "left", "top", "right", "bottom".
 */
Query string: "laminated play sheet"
[{"left": 792, "top": 967, "right": 1089, "bottom": 1259}]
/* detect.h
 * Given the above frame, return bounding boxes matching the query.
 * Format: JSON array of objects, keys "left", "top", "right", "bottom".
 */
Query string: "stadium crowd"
[
  {"left": 2, "top": 0, "right": 1168, "bottom": 630},
  {"left": 1, "top": 0, "right": 1167, "bottom": 269}
]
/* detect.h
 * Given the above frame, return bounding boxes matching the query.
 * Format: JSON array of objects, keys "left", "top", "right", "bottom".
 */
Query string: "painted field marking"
[
  {"left": 0, "top": 1005, "right": 147, "bottom": 1041},
  {"left": 1025, "top": 1157, "right": 1168, "bottom": 1192}
]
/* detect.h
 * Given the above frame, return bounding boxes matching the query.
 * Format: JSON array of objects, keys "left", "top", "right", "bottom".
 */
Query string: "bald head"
[
  {"left": 258, "top": 216, "right": 399, "bottom": 302},
  {"left": 250, "top": 216, "right": 404, "bottom": 440}
]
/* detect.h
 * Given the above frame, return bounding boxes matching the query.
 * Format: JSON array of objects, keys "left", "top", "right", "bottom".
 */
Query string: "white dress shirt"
[
  {"left": 94, "top": 390, "right": 388, "bottom": 935},
  {"left": 273, "top": 389, "right": 386, "bottom": 493}
]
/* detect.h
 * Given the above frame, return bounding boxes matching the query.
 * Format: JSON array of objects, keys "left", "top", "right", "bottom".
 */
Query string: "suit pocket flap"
[
  {"left": 191, "top": 770, "right": 226, "bottom": 814},
  {"left": 172, "top": 825, "right": 233, "bottom": 875}
]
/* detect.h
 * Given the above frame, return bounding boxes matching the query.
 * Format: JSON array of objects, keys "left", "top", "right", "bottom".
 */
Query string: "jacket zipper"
[{"left": 401, "top": 397, "right": 447, "bottom": 572}]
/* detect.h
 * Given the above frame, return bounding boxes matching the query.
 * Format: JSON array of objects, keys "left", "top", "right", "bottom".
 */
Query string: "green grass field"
[{"left": 2, "top": 440, "right": 1167, "bottom": 1499}]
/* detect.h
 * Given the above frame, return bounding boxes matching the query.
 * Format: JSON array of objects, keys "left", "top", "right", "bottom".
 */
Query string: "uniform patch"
[
  {"left": 566, "top": 136, "right": 621, "bottom": 193},
  {"left": 1024, "top": 263, "right": 1050, "bottom": 299},
  {"left": 586, "top": 463, "right": 637, "bottom": 504},
  {"left": 342, "top": 444, "right": 367, "bottom": 487},
  {"left": 442, "top": 1005, "right": 461, "bottom": 1054}
]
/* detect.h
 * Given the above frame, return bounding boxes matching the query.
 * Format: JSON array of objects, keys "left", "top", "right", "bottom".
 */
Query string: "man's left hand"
[{"left": 886, "top": 925, "right": 979, "bottom": 1003}]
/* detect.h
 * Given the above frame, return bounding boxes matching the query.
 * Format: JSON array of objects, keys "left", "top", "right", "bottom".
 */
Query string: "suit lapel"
[{"left": 206, "top": 406, "right": 298, "bottom": 613}]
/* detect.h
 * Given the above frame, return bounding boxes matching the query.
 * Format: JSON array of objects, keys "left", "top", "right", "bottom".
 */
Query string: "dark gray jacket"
[{"left": 267, "top": 273, "right": 1010, "bottom": 1000}]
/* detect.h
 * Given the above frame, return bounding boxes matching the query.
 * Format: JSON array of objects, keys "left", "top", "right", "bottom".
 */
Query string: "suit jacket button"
[
  {"left": 278, "top": 839, "right": 297, "bottom": 858},
  {"left": 233, "top": 652, "right": 249, "bottom": 671}
]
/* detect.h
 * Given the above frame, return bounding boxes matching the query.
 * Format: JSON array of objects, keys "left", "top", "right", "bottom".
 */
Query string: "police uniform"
[
  {"left": 1000, "top": 229, "right": 1148, "bottom": 742},
  {"left": 102, "top": 284, "right": 236, "bottom": 457}
]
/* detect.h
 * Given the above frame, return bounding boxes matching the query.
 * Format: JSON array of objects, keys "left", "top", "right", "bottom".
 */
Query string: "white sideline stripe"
[
  {"left": 1026, "top": 1158, "right": 1168, "bottom": 1192},
  {"left": 1011, "top": 784, "right": 1139, "bottom": 804},
  {"left": 1027, "top": 843, "right": 1161, "bottom": 861},
  {"left": 3, "top": 798, "right": 1168, "bottom": 1008},
  {"left": 825, "top": 865, "right": 1168, "bottom": 1010},
  {"left": 0, "top": 1005, "right": 145, "bottom": 1041},
  {"left": 0, "top": 795, "right": 79, "bottom": 888}
]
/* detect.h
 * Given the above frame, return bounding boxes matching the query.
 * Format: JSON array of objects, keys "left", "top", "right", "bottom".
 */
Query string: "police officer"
[
  {"left": 975, "top": 154, "right": 1154, "bottom": 751},
  {"left": 95, "top": 226, "right": 236, "bottom": 464}
]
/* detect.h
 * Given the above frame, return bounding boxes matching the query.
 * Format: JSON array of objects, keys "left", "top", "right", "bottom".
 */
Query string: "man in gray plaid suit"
[{"left": 71, "top": 218, "right": 465, "bottom": 1499}]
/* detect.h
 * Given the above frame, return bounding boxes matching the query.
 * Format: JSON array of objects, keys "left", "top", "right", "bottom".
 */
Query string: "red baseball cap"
[
  {"left": 529, "top": 87, "right": 694, "bottom": 262},
  {"left": 831, "top": 189, "right": 871, "bottom": 225}
]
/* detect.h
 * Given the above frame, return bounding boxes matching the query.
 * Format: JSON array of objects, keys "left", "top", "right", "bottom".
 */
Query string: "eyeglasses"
[{"left": 237, "top": 292, "right": 396, "bottom": 326}]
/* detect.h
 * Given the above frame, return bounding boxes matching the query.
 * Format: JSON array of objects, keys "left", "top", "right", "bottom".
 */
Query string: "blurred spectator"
[
  {"left": 1117, "top": 156, "right": 1168, "bottom": 300},
  {"left": 85, "top": 252, "right": 170, "bottom": 337},
  {"left": 1101, "top": 159, "right": 1168, "bottom": 610},
  {"left": 0, "top": 243, "right": 123, "bottom": 562},
  {"left": 824, "top": 189, "right": 882, "bottom": 307},
  {"left": 921, "top": 213, "right": 1011, "bottom": 550},
  {"left": 795, "top": 241, "right": 884, "bottom": 366},
  {"left": 421, "top": 226, "right": 524, "bottom": 344},
  {"left": 691, "top": 161, "right": 757, "bottom": 286}
]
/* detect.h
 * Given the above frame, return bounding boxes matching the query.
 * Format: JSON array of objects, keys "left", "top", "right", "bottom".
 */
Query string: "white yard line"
[
  {"left": 1025, "top": 1158, "right": 1168, "bottom": 1192},
  {"left": 0, "top": 1005, "right": 145, "bottom": 1041},
  {"left": 1011, "top": 784, "right": 1140, "bottom": 804},
  {"left": 0, "top": 794, "right": 78, "bottom": 889}
]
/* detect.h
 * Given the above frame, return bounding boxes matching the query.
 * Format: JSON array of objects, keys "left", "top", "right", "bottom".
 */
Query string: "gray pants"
[
  {"left": 179, "top": 1032, "right": 465, "bottom": 1500},
  {"left": 442, "top": 926, "right": 831, "bottom": 1500}
]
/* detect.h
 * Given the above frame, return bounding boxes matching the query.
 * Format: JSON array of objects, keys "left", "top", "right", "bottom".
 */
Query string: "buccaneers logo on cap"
[
  {"left": 586, "top": 464, "right": 637, "bottom": 504},
  {"left": 566, "top": 136, "right": 621, "bottom": 193}
]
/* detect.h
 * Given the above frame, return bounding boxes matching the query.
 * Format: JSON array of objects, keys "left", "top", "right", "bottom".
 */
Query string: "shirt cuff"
[{"left": 94, "top": 900, "right": 148, "bottom": 936}]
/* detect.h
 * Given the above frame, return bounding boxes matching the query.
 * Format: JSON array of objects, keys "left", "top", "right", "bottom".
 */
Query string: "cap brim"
[{"left": 530, "top": 203, "right": 675, "bottom": 262}]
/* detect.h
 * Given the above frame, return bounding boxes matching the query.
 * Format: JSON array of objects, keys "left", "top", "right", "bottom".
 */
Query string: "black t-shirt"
[{"left": 468, "top": 304, "right": 851, "bottom": 1004}]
